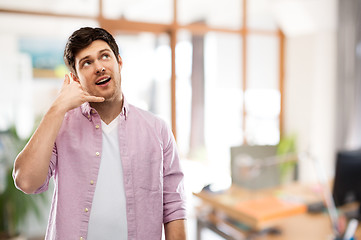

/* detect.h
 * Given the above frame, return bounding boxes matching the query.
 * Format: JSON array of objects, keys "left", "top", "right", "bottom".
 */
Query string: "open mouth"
[{"left": 96, "top": 77, "right": 111, "bottom": 85}]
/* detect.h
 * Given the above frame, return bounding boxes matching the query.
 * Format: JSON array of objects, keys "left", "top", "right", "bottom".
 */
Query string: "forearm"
[
  {"left": 164, "top": 219, "right": 187, "bottom": 240},
  {"left": 13, "top": 74, "right": 105, "bottom": 194},
  {"left": 13, "top": 104, "right": 66, "bottom": 194}
]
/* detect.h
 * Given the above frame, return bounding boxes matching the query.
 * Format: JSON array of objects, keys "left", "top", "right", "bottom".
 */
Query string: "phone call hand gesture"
[{"left": 53, "top": 73, "right": 105, "bottom": 114}]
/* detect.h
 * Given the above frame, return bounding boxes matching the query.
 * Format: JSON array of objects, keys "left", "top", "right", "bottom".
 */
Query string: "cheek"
[
  {"left": 115, "top": 72, "right": 122, "bottom": 85},
  {"left": 78, "top": 73, "right": 91, "bottom": 86},
  {"left": 78, "top": 79, "right": 92, "bottom": 91},
  {"left": 77, "top": 68, "right": 92, "bottom": 82}
]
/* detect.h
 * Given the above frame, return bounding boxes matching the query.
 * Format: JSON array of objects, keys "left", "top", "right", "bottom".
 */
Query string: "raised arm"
[{"left": 13, "top": 73, "right": 104, "bottom": 194}]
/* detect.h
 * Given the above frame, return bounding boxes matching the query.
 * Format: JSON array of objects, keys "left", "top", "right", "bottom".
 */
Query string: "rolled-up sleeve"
[
  {"left": 162, "top": 124, "right": 187, "bottom": 223},
  {"left": 34, "top": 143, "right": 57, "bottom": 194}
]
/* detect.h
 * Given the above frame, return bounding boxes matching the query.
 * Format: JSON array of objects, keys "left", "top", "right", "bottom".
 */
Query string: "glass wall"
[
  {"left": 245, "top": 34, "right": 280, "bottom": 145},
  {"left": 0, "top": 0, "right": 283, "bottom": 161},
  {"left": 176, "top": 31, "right": 243, "bottom": 173},
  {"left": 115, "top": 33, "right": 172, "bottom": 125}
]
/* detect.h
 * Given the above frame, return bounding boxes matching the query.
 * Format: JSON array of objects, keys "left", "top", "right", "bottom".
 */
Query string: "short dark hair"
[{"left": 63, "top": 27, "right": 119, "bottom": 74}]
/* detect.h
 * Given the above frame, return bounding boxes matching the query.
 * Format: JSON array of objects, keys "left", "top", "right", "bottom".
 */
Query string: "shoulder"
[
  {"left": 127, "top": 104, "right": 174, "bottom": 143},
  {"left": 128, "top": 104, "right": 168, "bottom": 128}
]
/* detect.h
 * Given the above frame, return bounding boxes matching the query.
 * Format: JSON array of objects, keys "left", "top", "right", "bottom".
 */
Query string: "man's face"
[{"left": 74, "top": 40, "right": 122, "bottom": 102}]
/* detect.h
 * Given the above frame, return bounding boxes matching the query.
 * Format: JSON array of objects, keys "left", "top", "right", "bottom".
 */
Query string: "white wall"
[{"left": 281, "top": 0, "right": 338, "bottom": 182}]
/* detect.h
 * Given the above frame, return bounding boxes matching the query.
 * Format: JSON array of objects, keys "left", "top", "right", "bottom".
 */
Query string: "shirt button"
[
  {"left": 80, "top": 237, "right": 84, "bottom": 240},
  {"left": 85, "top": 208, "right": 89, "bottom": 212},
  {"left": 95, "top": 152, "right": 100, "bottom": 156},
  {"left": 95, "top": 125, "right": 100, "bottom": 129},
  {"left": 90, "top": 180, "right": 94, "bottom": 185}
]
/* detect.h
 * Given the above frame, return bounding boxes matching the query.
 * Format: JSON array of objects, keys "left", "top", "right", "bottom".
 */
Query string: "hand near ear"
[
  {"left": 53, "top": 73, "right": 105, "bottom": 114},
  {"left": 13, "top": 73, "right": 104, "bottom": 194}
]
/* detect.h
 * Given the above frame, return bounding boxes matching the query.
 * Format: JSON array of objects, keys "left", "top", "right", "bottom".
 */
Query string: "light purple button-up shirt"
[{"left": 34, "top": 97, "right": 186, "bottom": 240}]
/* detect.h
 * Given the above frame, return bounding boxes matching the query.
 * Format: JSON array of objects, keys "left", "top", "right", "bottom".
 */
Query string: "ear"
[
  {"left": 70, "top": 72, "right": 80, "bottom": 83},
  {"left": 118, "top": 55, "right": 123, "bottom": 70}
]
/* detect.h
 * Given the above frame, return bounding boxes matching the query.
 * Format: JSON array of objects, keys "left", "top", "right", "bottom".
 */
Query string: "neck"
[{"left": 90, "top": 95, "right": 124, "bottom": 124}]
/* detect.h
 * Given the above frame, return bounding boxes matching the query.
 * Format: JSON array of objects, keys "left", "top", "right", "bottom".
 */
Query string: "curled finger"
[{"left": 63, "top": 74, "right": 71, "bottom": 86}]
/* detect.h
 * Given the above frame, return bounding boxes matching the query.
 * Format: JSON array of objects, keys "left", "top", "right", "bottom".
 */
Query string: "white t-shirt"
[{"left": 87, "top": 116, "right": 128, "bottom": 240}]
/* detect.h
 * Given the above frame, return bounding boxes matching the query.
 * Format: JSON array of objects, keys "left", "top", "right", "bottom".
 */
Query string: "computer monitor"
[{"left": 332, "top": 149, "right": 361, "bottom": 220}]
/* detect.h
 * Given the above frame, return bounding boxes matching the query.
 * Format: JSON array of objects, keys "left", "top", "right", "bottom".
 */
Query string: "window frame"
[{"left": 0, "top": 0, "right": 285, "bottom": 143}]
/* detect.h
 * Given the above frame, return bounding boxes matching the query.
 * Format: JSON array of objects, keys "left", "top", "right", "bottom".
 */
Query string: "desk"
[{"left": 193, "top": 183, "right": 361, "bottom": 240}]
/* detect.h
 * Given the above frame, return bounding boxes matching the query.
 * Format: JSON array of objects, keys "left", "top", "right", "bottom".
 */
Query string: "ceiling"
[{"left": 0, "top": 0, "right": 336, "bottom": 37}]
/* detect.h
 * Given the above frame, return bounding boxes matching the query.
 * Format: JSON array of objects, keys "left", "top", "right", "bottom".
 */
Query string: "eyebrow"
[{"left": 78, "top": 48, "right": 112, "bottom": 66}]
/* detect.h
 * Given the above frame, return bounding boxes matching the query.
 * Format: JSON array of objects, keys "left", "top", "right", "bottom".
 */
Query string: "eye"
[
  {"left": 102, "top": 54, "right": 110, "bottom": 60},
  {"left": 83, "top": 61, "right": 91, "bottom": 67}
]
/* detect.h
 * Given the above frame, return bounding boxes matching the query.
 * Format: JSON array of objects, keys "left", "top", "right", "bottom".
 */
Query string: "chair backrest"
[{"left": 230, "top": 145, "right": 281, "bottom": 189}]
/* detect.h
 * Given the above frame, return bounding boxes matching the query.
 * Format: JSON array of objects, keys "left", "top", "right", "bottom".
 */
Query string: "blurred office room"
[{"left": 0, "top": 0, "right": 360, "bottom": 239}]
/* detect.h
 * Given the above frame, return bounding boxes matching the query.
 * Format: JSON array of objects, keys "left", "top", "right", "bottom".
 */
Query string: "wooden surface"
[
  {"left": 193, "top": 183, "right": 322, "bottom": 230},
  {"left": 193, "top": 183, "right": 361, "bottom": 240}
]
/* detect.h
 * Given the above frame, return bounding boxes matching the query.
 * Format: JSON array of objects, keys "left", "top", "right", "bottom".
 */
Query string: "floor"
[{"left": 181, "top": 159, "right": 229, "bottom": 240}]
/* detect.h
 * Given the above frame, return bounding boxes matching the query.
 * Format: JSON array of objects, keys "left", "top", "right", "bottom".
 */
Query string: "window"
[
  {"left": 0, "top": 0, "right": 284, "bottom": 161},
  {"left": 115, "top": 33, "right": 172, "bottom": 126},
  {"left": 246, "top": 34, "right": 280, "bottom": 145}
]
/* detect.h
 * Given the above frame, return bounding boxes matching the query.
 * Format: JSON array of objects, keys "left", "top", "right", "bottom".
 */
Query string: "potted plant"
[
  {"left": 0, "top": 127, "right": 47, "bottom": 239},
  {"left": 277, "top": 134, "right": 298, "bottom": 183}
]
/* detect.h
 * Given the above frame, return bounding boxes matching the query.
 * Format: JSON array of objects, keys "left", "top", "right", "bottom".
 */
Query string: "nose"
[
  {"left": 94, "top": 60, "right": 105, "bottom": 74},
  {"left": 96, "top": 66, "right": 105, "bottom": 74}
]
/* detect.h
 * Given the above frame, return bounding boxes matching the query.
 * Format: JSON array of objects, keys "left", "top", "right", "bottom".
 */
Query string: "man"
[{"left": 13, "top": 27, "right": 187, "bottom": 240}]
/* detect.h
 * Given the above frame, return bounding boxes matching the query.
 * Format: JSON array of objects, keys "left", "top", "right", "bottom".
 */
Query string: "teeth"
[{"left": 97, "top": 77, "right": 110, "bottom": 84}]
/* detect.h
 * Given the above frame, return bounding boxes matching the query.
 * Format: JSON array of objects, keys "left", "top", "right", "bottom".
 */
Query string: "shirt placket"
[
  {"left": 119, "top": 116, "right": 137, "bottom": 240},
  {"left": 79, "top": 111, "right": 103, "bottom": 240}
]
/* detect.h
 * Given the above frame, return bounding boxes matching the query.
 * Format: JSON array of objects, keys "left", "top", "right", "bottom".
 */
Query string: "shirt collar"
[{"left": 81, "top": 95, "right": 129, "bottom": 120}]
